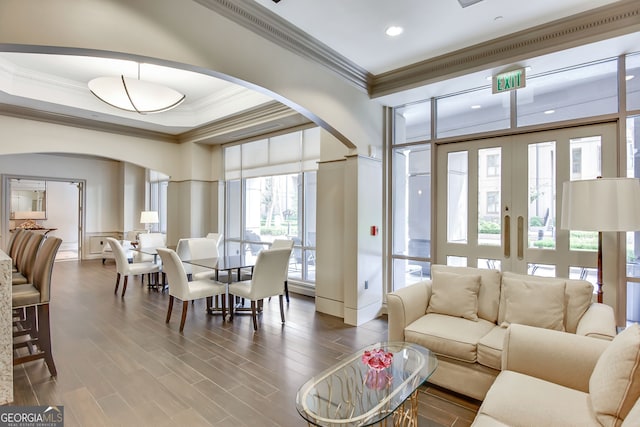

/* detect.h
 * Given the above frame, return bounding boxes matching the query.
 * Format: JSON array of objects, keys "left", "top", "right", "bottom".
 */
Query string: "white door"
[{"left": 436, "top": 123, "right": 617, "bottom": 279}]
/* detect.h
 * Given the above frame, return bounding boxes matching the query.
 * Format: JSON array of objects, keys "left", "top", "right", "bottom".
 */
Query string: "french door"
[{"left": 436, "top": 123, "right": 617, "bottom": 278}]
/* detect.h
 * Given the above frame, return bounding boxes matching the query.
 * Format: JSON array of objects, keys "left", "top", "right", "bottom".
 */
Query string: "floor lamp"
[{"left": 560, "top": 177, "right": 640, "bottom": 303}]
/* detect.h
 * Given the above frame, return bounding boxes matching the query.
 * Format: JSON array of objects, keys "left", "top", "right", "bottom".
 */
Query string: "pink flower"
[{"left": 361, "top": 348, "right": 393, "bottom": 371}]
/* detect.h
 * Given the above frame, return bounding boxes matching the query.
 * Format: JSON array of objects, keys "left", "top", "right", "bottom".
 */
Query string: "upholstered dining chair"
[
  {"left": 156, "top": 248, "right": 227, "bottom": 332},
  {"left": 5, "top": 228, "right": 24, "bottom": 256},
  {"left": 12, "top": 236, "right": 62, "bottom": 376},
  {"left": 228, "top": 248, "right": 292, "bottom": 331},
  {"left": 10, "top": 229, "right": 31, "bottom": 272},
  {"left": 12, "top": 232, "right": 44, "bottom": 285},
  {"left": 106, "top": 237, "right": 160, "bottom": 297},
  {"left": 134, "top": 232, "right": 166, "bottom": 264},
  {"left": 240, "top": 239, "right": 294, "bottom": 302}
]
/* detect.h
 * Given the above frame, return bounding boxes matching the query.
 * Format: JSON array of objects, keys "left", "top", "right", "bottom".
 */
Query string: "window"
[
  {"left": 149, "top": 170, "right": 169, "bottom": 233},
  {"left": 224, "top": 128, "right": 319, "bottom": 285}
]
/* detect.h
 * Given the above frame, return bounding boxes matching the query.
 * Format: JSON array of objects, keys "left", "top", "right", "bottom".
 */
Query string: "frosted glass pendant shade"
[{"left": 88, "top": 76, "right": 185, "bottom": 114}]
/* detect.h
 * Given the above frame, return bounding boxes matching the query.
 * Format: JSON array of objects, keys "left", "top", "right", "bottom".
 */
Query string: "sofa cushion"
[
  {"left": 477, "top": 326, "right": 506, "bottom": 370},
  {"left": 499, "top": 276, "right": 566, "bottom": 331},
  {"left": 589, "top": 324, "right": 640, "bottom": 427},
  {"left": 404, "top": 313, "right": 495, "bottom": 363},
  {"left": 502, "top": 272, "right": 593, "bottom": 333},
  {"left": 478, "top": 371, "right": 600, "bottom": 427},
  {"left": 427, "top": 271, "right": 481, "bottom": 321},
  {"left": 431, "top": 265, "right": 501, "bottom": 323}
]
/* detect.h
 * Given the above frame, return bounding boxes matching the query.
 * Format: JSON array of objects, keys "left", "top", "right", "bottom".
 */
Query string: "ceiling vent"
[{"left": 458, "top": 0, "right": 484, "bottom": 7}]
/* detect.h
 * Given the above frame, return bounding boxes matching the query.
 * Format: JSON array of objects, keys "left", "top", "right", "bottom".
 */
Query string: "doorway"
[{"left": 435, "top": 123, "right": 618, "bottom": 281}]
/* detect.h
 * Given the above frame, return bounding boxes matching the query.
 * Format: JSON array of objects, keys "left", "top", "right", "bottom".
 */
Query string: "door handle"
[
  {"left": 504, "top": 215, "right": 510, "bottom": 258},
  {"left": 517, "top": 216, "right": 524, "bottom": 260}
]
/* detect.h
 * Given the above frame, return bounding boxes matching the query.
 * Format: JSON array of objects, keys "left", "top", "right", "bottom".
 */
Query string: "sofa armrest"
[
  {"left": 576, "top": 303, "right": 616, "bottom": 340},
  {"left": 387, "top": 280, "right": 431, "bottom": 342},
  {"left": 502, "top": 324, "right": 609, "bottom": 393}
]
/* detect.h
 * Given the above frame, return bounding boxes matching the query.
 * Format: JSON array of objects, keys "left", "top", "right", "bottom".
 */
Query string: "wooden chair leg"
[
  {"left": 166, "top": 295, "right": 174, "bottom": 323},
  {"left": 228, "top": 293, "right": 234, "bottom": 320},
  {"left": 37, "top": 304, "right": 57, "bottom": 377},
  {"left": 279, "top": 294, "right": 285, "bottom": 324},
  {"left": 206, "top": 296, "right": 212, "bottom": 313},
  {"left": 180, "top": 301, "right": 189, "bottom": 332},
  {"left": 114, "top": 273, "right": 121, "bottom": 294},
  {"left": 121, "top": 275, "right": 128, "bottom": 297},
  {"left": 221, "top": 294, "right": 226, "bottom": 321},
  {"left": 250, "top": 300, "right": 258, "bottom": 331}
]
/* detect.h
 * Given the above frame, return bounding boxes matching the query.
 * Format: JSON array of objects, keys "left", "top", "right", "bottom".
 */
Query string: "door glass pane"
[
  {"left": 528, "top": 263, "right": 555, "bottom": 277},
  {"left": 393, "top": 259, "right": 429, "bottom": 290},
  {"left": 478, "top": 258, "right": 501, "bottom": 271},
  {"left": 447, "top": 256, "right": 467, "bottom": 267},
  {"left": 570, "top": 266, "right": 596, "bottom": 283},
  {"left": 569, "top": 136, "right": 601, "bottom": 252},
  {"left": 478, "top": 148, "right": 501, "bottom": 246},
  {"left": 448, "top": 151, "right": 468, "bottom": 244},
  {"left": 627, "top": 116, "right": 640, "bottom": 322},
  {"left": 528, "top": 142, "right": 556, "bottom": 250}
]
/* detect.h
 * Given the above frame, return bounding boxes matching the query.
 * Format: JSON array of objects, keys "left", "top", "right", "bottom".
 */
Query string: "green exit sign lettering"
[{"left": 492, "top": 68, "right": 526, "bottom": 94}]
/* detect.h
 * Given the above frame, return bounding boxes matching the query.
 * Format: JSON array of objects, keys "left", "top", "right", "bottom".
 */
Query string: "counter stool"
[{"left": 12, "top": 236, "right": 62, "bottom": 376}]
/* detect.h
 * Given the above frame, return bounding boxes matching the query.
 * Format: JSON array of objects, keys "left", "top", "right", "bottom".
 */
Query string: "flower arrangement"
[{"left": 361, "top": 348, "right": 393, "bottom": 371}]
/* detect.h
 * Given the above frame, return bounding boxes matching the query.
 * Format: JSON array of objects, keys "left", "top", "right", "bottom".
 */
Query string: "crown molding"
[
  {"left": 197, "top": 0, "right": 640, "bottom": 99},
  {"left": 0, "top": 103, "right": 179, "bottom": 143},
  {"left": 193, "top": 0, "right": 372, "bottom": 92},
  {"left": 370, "top": 0, "right": 640, "bottom": 97}
]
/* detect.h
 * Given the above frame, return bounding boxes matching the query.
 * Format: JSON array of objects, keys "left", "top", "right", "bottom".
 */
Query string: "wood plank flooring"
[{"left": 12, "top": 259, "right": 480, "bottom": 426}]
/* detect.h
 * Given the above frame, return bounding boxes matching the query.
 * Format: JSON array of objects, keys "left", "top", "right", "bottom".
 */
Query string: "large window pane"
[
  {"left": 627, "top": 53, "right": 640, "bottom": 112},
  {"left": 395, "top": 101, "right": 431, "bottom": 143},
  {"left": 437, "top": 88, "right": 510, "bottom": 138},
  {"left": 518, "top": 60, "right": 618, "bottom": 127},
  {"left": 627, "top": 116, "right": 640, "bottom": 322}
]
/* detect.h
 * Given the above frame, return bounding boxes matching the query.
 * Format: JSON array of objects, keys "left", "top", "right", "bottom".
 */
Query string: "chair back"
[
  {"left": 32, "top": 236, "right": 62, "bottom": 303},
  {"left": 5, "top": 228, "right": 23, "bottom": 254},
  {"left": 136, "top": 233, "right": 166, "bottom": 263},
  {"left": 270, "top": 239, "right": 294, "bottom": 250},
  {"left": 17, "top": 232, "right": 44, "bottom": 282},
  {"left": 106, "top": 237, "right": 130, "bottom": 274},
  {"left": 156, "top": 248, "right": 191, "bottom": 300},
  {"left": 11, "top": 230, "right": 31, "bottom": 265},
  {"left": 188, "top": 238, "right": 219, "bottom": 259},
  {"left": 206, "top": 233, "right": 223, "bottom": 246},
  {"left": 249, "top": 248, "right": 292, "bottom": 300}
]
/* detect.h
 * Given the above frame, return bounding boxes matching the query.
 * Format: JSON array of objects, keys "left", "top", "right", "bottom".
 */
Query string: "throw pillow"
[
  {"left": 427, "top": 271, "right": 481, "bottom": 321},
  {"left": 590, "top": 324, "right": 640, "bottom": 427},
  {"left": 500, "top": 277, "right": 566, "bottom": 331}
]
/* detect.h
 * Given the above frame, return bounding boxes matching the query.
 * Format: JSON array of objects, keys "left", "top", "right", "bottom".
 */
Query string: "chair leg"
[
  {"left": 114, "top": 273, "right": 121, "bottom": 294},
  {"left": 284, "top": 280, "right": 290, "bottom": 303},
  {"left": 166, "top": 295, "right": 174, "bottom": 323},
  {"left": 37, "top": 304, "right": 57, "bottom": 377},
  {"left": 180, "top": 301, "right": 189, "bottom": 332},
  {"left": 206, "top": 296, "right": 212, "bottom": 313},
  {"left": 279, "top": 294, "right": 285, "bottom": 324},
  {"left": 228, "top": 293, "right": 234, "bottom": 320},
  {"left": 121, "top": 276, "right": 129, "bottom": 297},
  {"left": 221, "top": 294, "right": 226, "bottom": 321},
  {"left": 250, "top": 300, "right": 258, "bottom": 331}
]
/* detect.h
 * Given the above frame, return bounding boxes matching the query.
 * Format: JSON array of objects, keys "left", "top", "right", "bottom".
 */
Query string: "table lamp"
[
  {"left": 560, "top": 177, "right": 640, "bottom": 303},
  {"left": 140, "top": 211, "right": 159, "bottom": 232}
]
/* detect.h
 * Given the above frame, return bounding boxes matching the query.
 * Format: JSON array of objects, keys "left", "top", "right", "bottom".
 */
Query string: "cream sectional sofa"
[
  {"left": 472, "top": 323, "right": 640, "bottom": 427},
  {"left": 387, "top": 265, "right": 617, "bottom": 400}
]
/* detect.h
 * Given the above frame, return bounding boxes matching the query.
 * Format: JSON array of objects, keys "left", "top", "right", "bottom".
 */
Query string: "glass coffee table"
[{"left": 296, "top": 342, "right": 437, "bottom": 426}]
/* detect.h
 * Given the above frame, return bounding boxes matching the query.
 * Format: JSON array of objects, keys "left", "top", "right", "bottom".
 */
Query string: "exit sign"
[{"left": 493, "top": 68, "right": 526, "bottom": 94}]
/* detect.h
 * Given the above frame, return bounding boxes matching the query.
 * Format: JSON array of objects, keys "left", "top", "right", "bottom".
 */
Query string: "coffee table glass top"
[{"left": 296, "top": 342, "right": 437, "bottom": 426}]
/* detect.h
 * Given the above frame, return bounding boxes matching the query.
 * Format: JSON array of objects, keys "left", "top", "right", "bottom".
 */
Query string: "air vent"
[{"left": 458, "top": 0, "right": 483, "bottom": 7}]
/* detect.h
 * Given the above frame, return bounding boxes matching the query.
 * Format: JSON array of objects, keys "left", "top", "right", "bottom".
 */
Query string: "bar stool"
[{"left": 12, "top": 236, "right": 62, "bottom": 376}]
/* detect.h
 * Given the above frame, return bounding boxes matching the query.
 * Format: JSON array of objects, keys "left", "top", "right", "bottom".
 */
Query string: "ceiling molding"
[
  {"left": 370, "top": 0, "right": 640, "bottom": 97},
  {"left": 0, "top": 103, "right": 179, "bottom": 143},
  {"left": 193, "top": 0, "right": 372, "bottom": 92},
  {"left": 179, "top": 100, "right": 312, "bottom": 145}
]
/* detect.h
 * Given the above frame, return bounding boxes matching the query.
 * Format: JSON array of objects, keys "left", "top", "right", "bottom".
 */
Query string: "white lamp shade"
[
  {"left": 561, "top": 178, "right": 640, "bottom": 231},
  {"left": 88, "top": 76, "right": 185, "bottom": 114},
  {"left": 140, "top": 211, "right": 159, "bottom": 224}
]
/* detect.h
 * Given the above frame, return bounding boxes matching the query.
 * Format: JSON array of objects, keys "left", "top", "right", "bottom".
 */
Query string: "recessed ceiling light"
[
  {"left": 471, "top": 105, "right": 482, "bottom": 109},
  {"left": 627, "top": 75, "right": 635, "bottom": 81},
  {"left": 544, "top": 110, "right": 555, "bottom": 115},
  {"left": 385, "top": 26, "right": 403, "bottom": 37}
]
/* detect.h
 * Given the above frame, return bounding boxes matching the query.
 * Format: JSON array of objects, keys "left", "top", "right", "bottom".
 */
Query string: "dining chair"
[
  {"left": 106, "top": 237, "right": 160, "bottom": 297},
  {"left": 241, "top": 239, "right": 294, "bottom": 302},
  {"left": 228, "top": 248, "right": 292, "bottom": 331},
  {"left": 134, "top": 232, "right": 166, "bottom": 263},
  {"left": 10, "top": 229, "right": 31, "bottom": 272},
  {"left": 156, "top": 248, "right": 227, "bottom": 332},
  {"left": 12, "top": 236, "right": 62, "bottom": 376},
  {"left": 5, "top": 228, "right": 24, "bottom": 255},
  {"left": 12, "top": 232, "right": 44, "bottom": 285}
]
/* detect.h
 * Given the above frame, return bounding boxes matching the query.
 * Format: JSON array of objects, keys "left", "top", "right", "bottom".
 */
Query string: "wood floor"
[{"left": 12, "top": 259, "right": 480, "bottom": 426}]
